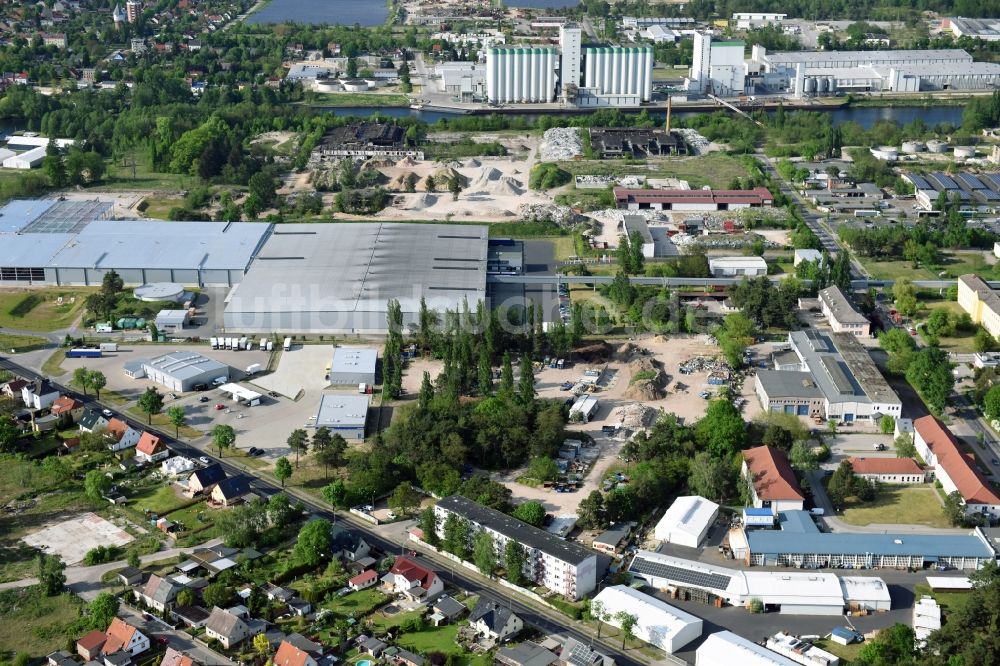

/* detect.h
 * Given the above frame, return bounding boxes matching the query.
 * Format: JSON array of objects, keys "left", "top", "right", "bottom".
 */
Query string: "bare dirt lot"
[{"left": 23, "top": 512, "right": 134, "bottom": 564}]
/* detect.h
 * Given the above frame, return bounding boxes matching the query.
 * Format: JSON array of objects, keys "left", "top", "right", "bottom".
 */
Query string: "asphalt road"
[{"left": 0, "top": 355, "right": 650, "bottom": 666}]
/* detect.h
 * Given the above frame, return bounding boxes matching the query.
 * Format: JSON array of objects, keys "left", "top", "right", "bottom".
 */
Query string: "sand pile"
[
  {"left": 397, "top": 156, "right": 419, "bottom": 167},
  {"left": 493, "top": 176, "right": 524, "bottom": 196},
  {"left": 432, "top": 166, "right": 465, "bottom": 185},
  {"left": 623, "top": 356, "right": 668, "bottom": 400},
  {"left": 615, "top": 342, "right": 638, "bottom": 361},
  {"left": 469, "top": 166, "right": 504, "bottom": 190},
  {"left": 409, "top": 193, "right": 438, "bottom": 209}
]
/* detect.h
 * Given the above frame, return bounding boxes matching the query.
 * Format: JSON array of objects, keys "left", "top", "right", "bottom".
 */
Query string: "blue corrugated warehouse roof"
[
  {"left": 0, "top": 199, "right": 55, "bottom": 233},
  {"left": 776, "top": 510, "right": 819, "bottom": 534},
  {"left": 744, "top": 508, "right": 773, "bottom": 516},
  {"left": 747, "top": 530, "right": 993, "bottom": 558}
]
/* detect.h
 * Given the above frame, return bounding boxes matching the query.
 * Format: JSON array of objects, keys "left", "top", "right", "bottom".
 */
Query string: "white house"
[
  {"left": 107, "top": 418, "right": 142, "bottom": 452},
  {"left": 653, "top": 495, "right": 720, "bottom": 548},
  {"left": 135, "top": 432, "right": 169, "bottom": 463},
  {"left": 381, "top": 556, "right": 443, "bottom": 600},
  {"left": 205, "top": 607, "right": 258, "bottom": 649},
  {"left": 741, "top": 446, "right": 805, "bottom": 515},
  {"left": 592, "top": 586, "right": 702, "bottom": 655},
  {"left": 102, "top": 618, "right": 150, "bottom": 657},
  {"left": 22, "top": 381, "right": 59, "bottom": 410},
  {"left": 469, "top": 599, "right": 523, "bottom": 643}
]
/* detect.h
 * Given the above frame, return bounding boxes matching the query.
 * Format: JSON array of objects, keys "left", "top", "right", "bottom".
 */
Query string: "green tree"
[
  {"left": 504, "top": 541, "right": 527, "bottom": 586},
  {"left": 127, "top": 550, "right": 140, "bottom": 569},
  {"left": 419, "top": 506, "right": 440, "bottom": 546},
  {"left": 84, "top": 469, "right": 112, "bottom": 503},
  {"left": 166, "top": 405, "right": 186, "bottom": 438},
  {"left": 88, "top": 370, "right": 107, "bottom": 399},
  {"left": 716, "top": 313, "right": 755, "bottom": 368},
  {"left": 615, "top": 611, "right": 638, "bottom": 649},
  {"left": 827, "top": 459, "right": 855, "bottom": 508},
  {"left": 389, "top": 481, "right": 419, "bottom": 516},
  {"left": 905, "top": 346, "right": 953, "bottom": 413},
  {"left": 577, "top": 490, "right": 606, "bottom": 529},
  {"left": 590, "top": 599, "right": 607, "bottom": 639},
  {"left": 477, "top": 347, "right": 493, "bottom": 396},
  {"left": 425, "top": 174, "right": 436, "bottom": 192},
  {"left": 687, "top": 451, "right": 733, "bottom": 503},
  {"left": 287, "top": 428, "right": 309, "bottom": 468},
  {"left": 0, "top": 414, "right": 19, "bottom": 453},
  {"left": 855, "top": 623, "right": 915, "bottom": 666},
  {"left": 789, "top": 441, "right": 819, "bottom": 471},
  {"left": 137, "top": 387, "right": 164, "bottom": 425},
  {"left": 293, "top": 518, "right": 333, "bottom": 567},
  {"left": 517, "top": 353, "right": 535, "bottom": 406},
  {"left": 892, "top": 278, "right": 918, "bottom": 317},
  {"left": 43, "top": 140, "right": 67, "bottom": 187},
  {"left": 448, "top": 174, "right": 462, "bottom": 200},
  {"left": 696, "top": 398, "right": 747, "bottom": 458},
  {"left": 878, "top": 415, "right": 895, "bottom": 435},
  {"left": 253, "top": 633, "right": 271, "bottom": 660},
  {"left": 211, "top": 423, "right": 236, "bottom": 457},
  {"left": 314, "top": 429, "right": 347, "bottom": 478},
  {"left": 323, "top": 479, "right": 349, "bottom": 509},
  {"left": 202, "top": 581, "right": 233, "bottom": 608},
  {"left": 528, "top": 456, "right": 559, "bottom": 482},
  {"left": 442, "top": 513, "right": 470, "bottom": 558},
  {"left": 512, "top": 501, "right": 546, "bottom": 527},
  {"left": 73, "top": 366, "right": 92, "bottom": 395},
  {"left": 88, "top": 592, "right": 119, "bottom": 629},
  {"left": 975, "top": 328, "right": 997, "bottom": 353},
  {"left": 175, "top": 588, "right": 195, "bottom": 608},
  {"left": 274, "top": 456, "right": 292, "bottom": 488},
  {"left": 498, "top": 352, "right": 514, "bottom": 402},
  {"left": 473, "top": 531, "right": 497, "bottom": 576},
  {"left": 36, "top": 554, "right": 65, "bottom": 596},
  {"left": 895, "top": 433, "right": 917, "bottom": 459},
  {"left": 418, "top": 371, "right": 435, "bottom": 411}
]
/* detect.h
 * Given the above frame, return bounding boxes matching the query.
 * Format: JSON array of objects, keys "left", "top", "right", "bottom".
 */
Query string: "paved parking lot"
[{"left": 251, "top": 344, "right": 335, "bottom": 398}]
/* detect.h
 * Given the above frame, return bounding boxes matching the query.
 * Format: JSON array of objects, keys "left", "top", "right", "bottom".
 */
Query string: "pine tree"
[
  {"left": 518, "top": 354, "right": 535, "bottom": 406},
  {"left": 477, "top": 347, "right": 493, "bottom": 396},
  {"left": 499, "top": 352, "right": 514, "bottom": 402},
  {"left": 418, "top": 371, "right": 434, "bottom": 410}
]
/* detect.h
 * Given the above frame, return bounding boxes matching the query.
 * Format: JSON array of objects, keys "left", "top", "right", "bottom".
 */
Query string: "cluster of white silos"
[
  {"left": 583, "top": 47, "right": 654, "bottom": 101},
  {"left": 486, "top": 47, "right": 558, "bottom": 104},
  {"left": 799, "top": 75, "right": 838, "bottom": 96}
]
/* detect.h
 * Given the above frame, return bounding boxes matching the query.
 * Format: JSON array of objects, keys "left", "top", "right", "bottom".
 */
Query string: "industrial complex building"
[
  {"left": 433, "top": 495, "right": 598, "bottom": 600},
  {"left": 629, "top": 550, "right": 891, "bottom": 615},
  {"left": 591, "top": 586, "right": 701, "bottom": 654},
  {"left": 957, "top": 274, "right": 1000, "bottom": 340},
  {"left": 315, "top": 394, "right": 370, "bottom": 440},
  {"left": 125, "top": 352, "right": 229, "bottom": 392},
  {"left": 613, "top": 187, "right": 773, "bottom": 211},
  {"left": 754, "top": 330, "right": 902, "bottom": 422},
  {"left": 312, "top": 122, "right": 423, "bottom": 161},
  {"left": 913, "top": 415, "right": 1000, "bottom": 518},
  {"left": 589, "top": 128, "right": 686, "bottom": 157},
  {"left": 944, "top": 17, "right": 1000, "bottom": 42},
  {"left": 0, "top": 199, "right": 270, "bottom": 287},
  {"left": 688, "top": 38, "right": 1000, "bottom": 97},
  {"left": 485, "top": 23, "right": 654, "bottom": 106},
  {"left": 903, "top": 172, "right": 1000, "bottom": 212},
  {"left": 328, "top": 347, "right": 377, "bottom": 386},
  {"left": 222, "top": 223, "right": 488, "bottom": 334},
  {"left": 818, "top": 286, "right": 871, "bottom": 336},
  {"left": 740, "top": 510, "right": 995, "bottom": 570},
  {"left": 708, "top": 256, "right": 768, "bottom": 277},
  {"left": 697, "top": 631, "right": 798, "bottom": 666}
]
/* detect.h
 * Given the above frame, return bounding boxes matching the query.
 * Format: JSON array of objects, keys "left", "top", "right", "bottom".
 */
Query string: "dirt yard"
[{"left": 23, "top": 513, "right": 134, "bottom": 564}]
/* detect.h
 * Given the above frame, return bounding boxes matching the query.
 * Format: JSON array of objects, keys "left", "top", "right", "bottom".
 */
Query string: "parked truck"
[
  {"left": 66, "top": 348, "right": 102, "bottom": 358},
  {"left": 283, "top": 337, "right": 292, "bottom": 351},
  {"left": 245, "top": 363, "right": 262, "bottom": 375},
  {"left": 99, "top": 342, "right": 118, "bottom": 352}
]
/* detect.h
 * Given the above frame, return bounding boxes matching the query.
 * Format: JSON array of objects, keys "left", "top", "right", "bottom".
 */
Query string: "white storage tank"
[
  {"left": 901, "top": 140, "right": 925, "bottom": 154},
  {"left": 954, "top": 146, "right": 976, "bottom": 159},
  {"left": 927, "top": 139, "right": 949, "bottom": 153},
  {"left": 817, "top": 77, "right": 828, "bottom": 93}
]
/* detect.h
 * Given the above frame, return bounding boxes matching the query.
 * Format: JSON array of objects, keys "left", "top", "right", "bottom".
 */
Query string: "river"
[
  {"left": 315, "top": 104, "right": 966, "bottom": 128},
  {"left": 247, "top": 0, "right": 388, "bottom": 26}
]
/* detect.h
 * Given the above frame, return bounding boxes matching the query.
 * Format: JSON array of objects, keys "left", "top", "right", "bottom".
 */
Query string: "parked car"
[
  {"left": 198, "top": 456, "right": 210, "bottom": 465},
  {"left": 214, "top": 403, "right": 225, "bottom": 410},
  {"left": 102, "top": 409, "right": 113, "bottom": 418},
  {"left": 199, "top": 396, "right": 210, "bottom": 403}
]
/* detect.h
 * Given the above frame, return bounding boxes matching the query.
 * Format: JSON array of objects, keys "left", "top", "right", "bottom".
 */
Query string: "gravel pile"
[
  {"left": 539, "top": 127, "right": 583, "bottom": 160},
  {"left": 518, "top": 202, "right": 577, "bottom": 226}
]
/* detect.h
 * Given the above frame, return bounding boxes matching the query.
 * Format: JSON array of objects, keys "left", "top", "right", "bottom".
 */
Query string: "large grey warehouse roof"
[
  {"left": 763, "top": 48, "right": 971, "bottom": 66},
  {"left": 437, "top": 495, "right": 595, "bottom": 565},
  {"left": 331, "top": 347, "right": 377, "bottom": 375},
  {"left": 755, "top": 370, "right": 823, "bottom": 399},
  {"left": 142, "top": 351, "right": 228, "bottom": 381},
  {"left": 316, "top": 394, "right": 370, "bottom": 428},
  {"left": 0, "top": 233, "right": 75, "bottom": 267},
  {"left": 224, "top": 223, "right": 488, "bottom": 332},
  {"left": 747, "top": 528, "right": 993, "bottom": 559},
  {"left": 48, "top": 220, "right": 271, "bottom": 271}
]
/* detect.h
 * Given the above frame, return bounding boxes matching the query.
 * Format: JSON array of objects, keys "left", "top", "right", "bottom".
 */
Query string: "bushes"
[{"left": 529, "top": 163, "right": 571, "bottom": 191}]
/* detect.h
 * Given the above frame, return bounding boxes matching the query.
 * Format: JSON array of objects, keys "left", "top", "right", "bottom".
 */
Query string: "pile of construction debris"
[
  {"left": 611, "top": 403, "right": 660, "bottom": 429},
  {"left": 518, "top": 202, "right": 577, "bottom": 227},
  {"left": 674, "top": 128, "right": 711, "bottom": 155},
  {"left": 539, "top": 127, "right": 583, "bottom": 160}
]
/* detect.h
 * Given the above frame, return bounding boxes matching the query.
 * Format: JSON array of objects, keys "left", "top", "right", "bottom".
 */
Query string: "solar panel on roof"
[
  {"left": 982, "top": 173, "right": 1000, "bottom": 191},
  {"left": 906, "top": 174, "right": 931, "bottom": 190},
  {"left": 629, "top": 557, "right": 732, "bottom": 590},
  {"left": 977, "top": 190, "right": 1000, "bottom": 202},
  {"left": 957, "top": 173, "right": 986, "bottom": 190},
  {"left": 930, "top": 173, "right": 958, "bottom": 190}
]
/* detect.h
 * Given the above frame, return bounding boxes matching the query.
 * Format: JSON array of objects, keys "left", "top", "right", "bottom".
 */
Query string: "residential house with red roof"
[
  {"left": 848, "top": 457, "right": 926, "bottom": 484},
  {"left": 348, "top": 569, "right": 378, "bottom": 591},
  {"left": 381, "top": 556, "right": 443, "bottom": 600},
  {"left": 50, "top": 396, "right": 84, "bottom": 423},
  {"left": 161, "top": 647, "right": 196, "bottom": 666},
  {"left": 741, "top": 446, "right": 805, "bottom": 515},
  {"left": 78, "top": 618, "right": 149, "bottom": 663},
  {"left": 273, "top": 641, "right": 317, "bottom": 666},
  {"left": 135, "top": 432, "right": 168, "bottom": 463},
  {"left": 107, "top": 418, "right": 142, "bottom": 452},
  {"left": 914, "top": 415, "right": 1000, "bottom": 518}
]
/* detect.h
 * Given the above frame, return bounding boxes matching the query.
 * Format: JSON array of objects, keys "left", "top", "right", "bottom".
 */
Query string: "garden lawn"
[
  {"left": 0, "top": 588, "right": 84, "bottom": 657},
  {"left": 0, "top": 288, "right": 91, "bottom": 332},
  {"left": 130, "top": 484, "right": 193, "bottom": 515},
  {"left": 324, "top": 588, "right": 389, "bottom": 617},
  {"left": 813, "top": 637, "right": 864, "bottom": 664},
  {"left": 396, "top": 624, "right": 491, "bottom": 666},
  {"left": 839, "top": 486, "right": 949, "bottom": 529},
  {"left": 913, "top": 583, "right": 972, "bottom": 617}
]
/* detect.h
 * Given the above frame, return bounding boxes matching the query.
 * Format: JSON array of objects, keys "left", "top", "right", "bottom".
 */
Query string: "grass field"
[
  {"left": 141, "top": 196, "right": 186, "bottom": 220},
  {"left": 0, "top": 332, "right": 49, "bottom": 353},
  {"left": 913, "top": 582, "right": 972, "bottom": 617},
  {"left": 0, "top": 588, "right": 83, "bottom": 658},
  {"left": 857, "top": 251, "right": 992, "bottom": 281},
  {"left": 813, "top": 637, "right": 863, "bottom": 664},
  {"left": 95, "top": 153, "right": 188, "bottom": 192},
  {"left": 41, "top": 349, "right": 67, "bottom": 377},
  {"left": 839, "top": 486, "right": 949, "bottom": 528},
  {"left": 131, "top": 484, "right": 194, "bottom": 515},
  {"left": 0, "top": 289, "right": 91, "bottom": 332},
  {"left": 323, "top": 587, "right": 388, "bottom": 617},
  {"left": 396, "top": 623, "right": 491, "bottom": 666},
  {"left": 556, "top": 153, "right": 750, "bottom": 190}
]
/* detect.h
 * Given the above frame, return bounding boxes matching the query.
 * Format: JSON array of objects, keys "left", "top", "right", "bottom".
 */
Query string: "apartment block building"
[
  {"left": 433, "top": 495, "right": 599, "bottom": 600},
  {"left": 957, "top": 274, "right": 1000, "bottom": 338}
]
